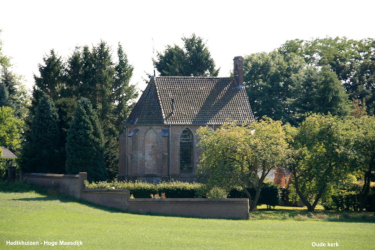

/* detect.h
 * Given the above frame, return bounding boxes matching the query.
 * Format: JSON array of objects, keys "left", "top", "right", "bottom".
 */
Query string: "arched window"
[{"left": 180, "top": 128, "right": 193, "bottom": 173}]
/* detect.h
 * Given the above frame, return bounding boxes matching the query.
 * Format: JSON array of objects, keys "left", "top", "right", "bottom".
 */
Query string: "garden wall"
[
  {"left": 22, "top": 172, "right": 249, "bottom": 219},
  {"left": 127, "top": 198, "right": 249, "bottom": 219},
  {"left": 22, "top": 172, "right": 87, "bottom": 198}
]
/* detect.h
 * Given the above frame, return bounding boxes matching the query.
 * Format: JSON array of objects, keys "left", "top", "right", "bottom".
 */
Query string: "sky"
[{"left": 1, "top": 0, "right": 374, "bottom": 93}]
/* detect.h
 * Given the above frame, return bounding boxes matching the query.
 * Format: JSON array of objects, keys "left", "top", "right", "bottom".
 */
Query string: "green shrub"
[
  {"left": 206, "top": 187, "right": 228, "bottom": 199},
  {"left": 84, "top": 180, "right": 202, "bottom": 198},
  {"left": 365, "top": 193, "right": 375, "bottom": 212},
  {"left": 228, "top": 184, "right": 280, "bottom": 208},
  {"left": 328, "top": 194, "right": 359, "bottom": 211}
]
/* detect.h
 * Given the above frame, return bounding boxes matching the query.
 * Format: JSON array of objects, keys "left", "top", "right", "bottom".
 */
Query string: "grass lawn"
[{"left": 1, "top": 185, "right": 375, "bottom": 249}]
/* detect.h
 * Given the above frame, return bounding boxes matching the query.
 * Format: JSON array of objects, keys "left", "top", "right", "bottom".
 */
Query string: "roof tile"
[{"left": 125, "top": 76, "right": 254, "bottom": 125}]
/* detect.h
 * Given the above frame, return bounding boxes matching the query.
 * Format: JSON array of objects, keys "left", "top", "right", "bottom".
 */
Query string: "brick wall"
[
  {"left": 23, "top": 172, "right": 87, "bottom": 198},
  {"left": 23, "top": 172, "right": 249, "bottom": 219},
  {"left": 127, "top": 198, "right": 249, "bottom": 219}
]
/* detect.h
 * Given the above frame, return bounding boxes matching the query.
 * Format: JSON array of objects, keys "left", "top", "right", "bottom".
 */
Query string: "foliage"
[
  {"left": 84, "top": 180, "right": 203, "bottom": 198},
  {"left": 0, "top": 82, "right": 11, "bottom": 108},
  {"left": 243, "top": 51, "right": 306, "bottom": 124},
  {"left": 350, "top": 116, "right": 375, "bottom": 211},
  {"left": 197, "top": 118, "right": 289, "bottom": 211},
  {"left": 244, "top": 49, "right": 353, "bottom": 124},
  {"left": 0, "top": 106, "right": 24, "bottom": 150},
  {"left": 279, "top": 37, "right": 375, "bottom": 116},
  {"left": 308, "top": 67, "right": 352, "bottom": 116},
  {"left": 326, "top": 194, "right": 359, "bottom": 211},
  {"left": 154, "top": 34, "right": 219, "bottom": 77},
  {"left": 19, "top": 96, "right": 62, "bottom": 173},
  {"left": 29, "top": 42, "right": 138, "bottom": 180},
  {"left": 206, "top": 187, "right": 228, "bottom": 199},
  {"left": 228, "top": 184, "right": 279, "bottom": 208},
  {"left": 288, "top": 114, "right": 356, "bottom": 211},
  {"left": 66, "top": 98, "right": 107, "bottom": 182},
  {"left": 0, "top": 32, "right": 29, "bottom": 120},
  {"left": 33, "top": 49, "right": 65, "bottom": 102}
]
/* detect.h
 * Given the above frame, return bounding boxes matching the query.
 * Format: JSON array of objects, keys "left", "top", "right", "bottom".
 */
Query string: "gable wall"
[{"left": 119, "top": 124, "right": 217, "bottom": 182}]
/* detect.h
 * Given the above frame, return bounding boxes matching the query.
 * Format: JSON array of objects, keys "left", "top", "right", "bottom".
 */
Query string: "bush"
[
  {"left": 157, "top": 181, "right": 203, "bottom": 198},
  {"left": 228, "top": 184, "right": 280, "bottom": 208},
  {"left": 85, "top": 180, "right": 202, "bottom": 198},
  {"left": 325, "top": 194, "right": 359, "bottom": 211},
  {"left": 206, "top": 187, "right": 228, "bottom": 199},
  {"left": 365, "top": 193, "right": 375, "bottom": 212}
]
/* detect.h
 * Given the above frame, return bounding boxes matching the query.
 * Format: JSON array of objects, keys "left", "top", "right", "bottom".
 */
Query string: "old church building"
[{"left": 119, "top": 56, "right": 254, "bottom": 182}]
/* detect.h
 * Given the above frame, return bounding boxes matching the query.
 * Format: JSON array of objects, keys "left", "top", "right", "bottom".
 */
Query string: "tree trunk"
[
  {"left": 243, "top": 187, "right": 256, "bottom": 211},
  {"left": 294, "top": 175, "right": 314, "bottom": 211},
  {"left": 359, "top": 163, "right": 373, "bottom": 212}
]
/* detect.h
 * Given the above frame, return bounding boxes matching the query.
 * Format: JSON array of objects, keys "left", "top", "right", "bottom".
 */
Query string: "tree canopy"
[
  {"left": 350, "top": 116, "right": 375, "bottom": 211},
  {"left": 0, "top": 106, "right": 24, "bottom": 151},
  {"left": 197, "top": 118, "right": 289, "bottom": 211},
  {"left": 25, "top": 41, "right": 137, "bottom": 179},
  {"left": 154, "top": 34, "right": 219, "bottom": 77},
  {"left": 287, "top": 114, "right": 355, "bottom": 211},
  {"left": 279, "top": 37, "right": 375, "bottom": 116}
]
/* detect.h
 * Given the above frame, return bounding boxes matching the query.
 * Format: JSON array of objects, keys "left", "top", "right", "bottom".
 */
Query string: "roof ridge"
[{"left": 154, "top": 79, "right": 166, "bottom": 124}]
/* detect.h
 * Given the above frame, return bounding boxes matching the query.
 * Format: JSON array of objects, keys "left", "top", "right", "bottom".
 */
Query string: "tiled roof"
[
  {"left": 0, "top": 147, "right": 17, "bottom": 159},
  {"left": 125, "top": 76, "right": 254, "bottom": 125},
  {"left": 125, "top": 83, "right": 164, "bottom": 125}
]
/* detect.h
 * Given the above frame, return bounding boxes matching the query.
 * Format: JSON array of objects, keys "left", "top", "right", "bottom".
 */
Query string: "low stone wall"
[
  {"left": 23, "top": 172, "right": 87, "bottom": 198},
  {"left": 23, "top": 172, "right": 249, "bottom": 219},
  {"left": 128, "top": 198, "right": 249, "bottom": 219},
  {"left": 81, "top": 188, "right": 130, "bottom": 211}
]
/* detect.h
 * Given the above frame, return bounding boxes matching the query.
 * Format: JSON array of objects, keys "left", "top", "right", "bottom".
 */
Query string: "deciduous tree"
[
  {"left": 197, "top": 118, "right": 289, "bottom": 211},
  {"left": 288, "top": 114, "right": 355, "bottom": 211},
  {"left": 279, "top": 37, "right": 375, "bottom": 115},
  {"left": 0, "top": 106, "right": 24, "bottom": 150},
  {"left": 351, "top": 116, "right": 375, "bottom": 211}
]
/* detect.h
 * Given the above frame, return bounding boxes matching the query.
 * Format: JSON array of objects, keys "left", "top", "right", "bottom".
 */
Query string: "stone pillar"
[{"left": 78, "top": 172, "right": 88, "bottom": 198}]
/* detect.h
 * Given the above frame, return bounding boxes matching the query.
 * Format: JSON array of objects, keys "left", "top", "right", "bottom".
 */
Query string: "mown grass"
[{"left": 0, "top": 182, "right": 375, "bottom": 249}]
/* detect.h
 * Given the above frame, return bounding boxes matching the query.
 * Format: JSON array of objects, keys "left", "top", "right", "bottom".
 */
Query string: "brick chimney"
[{"left": 233, "top": 56, "right": 244, "bottom": 86}]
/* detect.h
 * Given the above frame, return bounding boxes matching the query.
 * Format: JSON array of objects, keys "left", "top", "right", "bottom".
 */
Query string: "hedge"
[
  {"left": 84, "top": 181, "right": 280, "bottom": 207},
  {"left": 324, "top": 193, "right": 375, "bottom": 212},
  {"left": 84, "top": 180, "right": 202, "bottom": 198},
  {"left": 228, "top": 184, "right": 279, "bottom": 208}
]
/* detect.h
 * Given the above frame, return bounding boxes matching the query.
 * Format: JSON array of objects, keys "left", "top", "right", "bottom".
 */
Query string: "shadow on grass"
[{"left": 250, "top": 208, "right": 375, "bottom": 223}]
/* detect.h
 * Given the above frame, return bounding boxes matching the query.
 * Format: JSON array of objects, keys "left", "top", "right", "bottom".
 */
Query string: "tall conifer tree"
[
  {"left": 20, "top": 95, "right": 62, "bottom": 173},
  {"left": 66, "top": 98, "right": 107, "bottom": 182}
]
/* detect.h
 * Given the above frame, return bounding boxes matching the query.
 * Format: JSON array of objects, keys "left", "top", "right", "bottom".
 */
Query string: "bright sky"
[{"left": 1, "top": 0, "right": 374, "bottom": 93}]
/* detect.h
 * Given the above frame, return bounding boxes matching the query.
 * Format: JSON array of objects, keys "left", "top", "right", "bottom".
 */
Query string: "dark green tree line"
[
  {"left": 244, "top": 49, "right": 353, "bottom": 124},
  {"left": 279, "top": 37, "right": 375, "bottom": 116},
  {"left": 153, "top": 34, "right": 220, "bottom": 77},
  {"left": 19, "top": 96, "right": 63, "bottom": 173},
  {"left": 21, "top": 41, "right": 137, "bottom": 179}
]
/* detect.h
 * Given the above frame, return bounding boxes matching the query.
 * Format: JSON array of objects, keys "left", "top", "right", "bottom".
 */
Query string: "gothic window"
[{"left": 180, "top": 128, "right": 193, "bottom": 173}]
